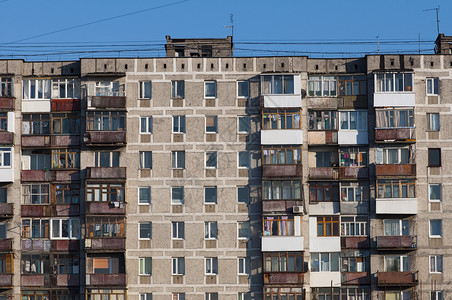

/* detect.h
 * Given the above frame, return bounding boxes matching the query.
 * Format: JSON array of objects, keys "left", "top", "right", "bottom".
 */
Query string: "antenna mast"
[{"left": 423, "top": 6, "right": 440, "bottom": 35}]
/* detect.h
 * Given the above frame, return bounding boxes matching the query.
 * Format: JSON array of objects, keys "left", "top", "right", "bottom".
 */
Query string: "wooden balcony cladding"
[
  {"left": 0, "top": 274, "right": 12, "bottom": 286},
  {"left": 309, "top": 167, "right": 338, "bottom": 180},
  {"left": 0, "top": 132, "right": 13, "bottom": 145},
  {"left": 0, "top": 203, "right": 13, "bottom": 217},
  {"left": 51, "top": 135, "right": 80, "bottom": 147},
  {"left": 90, "top": 96, "right": 126, "bottom": 108},
  {"left": 85, "top": 131, "right": 126, "bottom": 145},
  {"left": 51, "top": 99, "right": 81, "bottom": 111},
  {"left": 51, "top": 240, "right": 80, "bottom": 252},
  {"left": 376, "top": 236, "right": 417, "bottom": 250},
  {"left": 87, "top": 238, "right": 125, "bottom": 251},
  {"left": 262, "top": 200, "right": 303, "bottom": 213},
  {"left": 21, "top": 135, "right": 50, "bottom": 148},
  {"left": 21, "top": 240, "right": 51, "bottom": 252},
  {"left": 341, "top": 236, "right": 369, "bottom": 249},
  {"left": 21, "top": 205, "right": 52, "bottom": 217},
  {"left": 57, "top": 274, "right": 79, "bottom": 286},
  {"left": 342, "top": 272, "right": 370, "bottom": 285},
  {"left": 86, "top": 202, "right": 126, "bottom": 215},
  {"left": 337, "top": 95, "right": 368, "bottom": 109},
  {"left": 377, "top": 271, "right": 417, "bottom": 286},
  {"left": 87, "top": 167, "right": 126, "bottom": 180},
  {"left": 375, "top": 128, "right": 415, "bottom": 142},
  {"left": 0, "top": 98, "right": 14, "bottom": 110},
  {"left": 307, "top": 131, "right": 337, "bottom": 145},
  {"left": 0, "top": 239, "right": 13, "bottom": 251},
  {"left": 339, "top": 167, "right": 368, "bottom": 180},
  {"left": 54, "top": 204, "right": 80, "bottom": 217},
  {"left": 21, "top": 274, "right": 48, "bottom": 287},
  {"left": 375, "top": 164, "right": 416, "bottom": 177},
  {"left": 263, "top": 272, "right": 304, "bottom": 285},
  {"left": 87, "top": 273, "right": 126, "bottom": 286},
  {"left": 262, "top": 165, "right": 302, "bottom": 178}
]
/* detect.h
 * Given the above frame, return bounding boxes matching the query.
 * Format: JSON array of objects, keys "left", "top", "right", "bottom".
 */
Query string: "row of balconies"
[
  {"left": 21, "top": 167, "right": 126, "bottom": 182},
  {"left": 19, "top": 273, "right": 126, "bottom": 287},
  {"left": 19, "top": 202, "right": 125, "bottom": 217},
  {"left": 307, "top": 164, "right": 416, "bottom": 180},
  {"left": 20, "top": 238, "right": 125, "bottom": 252}
]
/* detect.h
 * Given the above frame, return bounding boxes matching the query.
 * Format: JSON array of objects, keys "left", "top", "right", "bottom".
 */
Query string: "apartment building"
[{"left": 0, "top": 35, "right": 450, "bottom": 300}]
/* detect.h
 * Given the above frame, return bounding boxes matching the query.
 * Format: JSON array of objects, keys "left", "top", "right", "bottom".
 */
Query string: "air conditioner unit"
[
  {"left": 85, "top": 239, "right": 91, "bottom": 248},
  {"left": 293, "top": 206, "right": 304, "bottom": 214}
]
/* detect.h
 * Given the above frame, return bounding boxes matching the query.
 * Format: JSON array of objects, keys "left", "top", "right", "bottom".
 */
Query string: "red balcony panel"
[
  {"left": 86, "top": 132, "right": 126, "bottom": 145},
  {"left": 376, "top": 164, "right": 416, "bottom": 177},
  {"left": 339, "top": 167, "right": 368, "bottom": 180},
  {"left": 21, "top": 240, "right": 51, "bottom": 252},
  {"left": 21, "top": 135, "right": 50, "bottom": 147},
  {"left": 54, "top": 170, "right": 80, "bottom": 181},
  {"left": 51, "top": 240, "right": 80, "bottom": 252},
  {"left": 377, "top": 271, "right": 416, "bottom": 286},
  {"left": 21, "top": 205, "right": 51, "bottom": 217},
  {"left": 341, "top": 236, "right": 369, "bottom": 249},
  {"left": 0, "top": 239, "right": 13, "bottom": 251},
  {"left": 57, "top": 274, "right": 80, "bottom": 286},
  {"left": 0, "top": 132, "right": 13, "bottom": 145},
  {"left": 51, "top": 135, "right": 80, "bottom": 147},
  {"left": 0, "top": 98, "right": 14, "bottom": 110},
  {"left": 54, "top": 204, "right": 80, "bottom": 216},
  {"left": 87, "top": 273, "right": 126, "bottom": 286},
  {"left": 264, "top": 272, "right": 304, "bottom": 284},
  {"left": 89, "top": 238, "right": 125, "bottom": 251},
  {"left": 262, "top": 201, "right": 303, "bottom": 213},
  {"left": 342, "top": 272, "right": 370, "bottom": 285},
  {"left": 0, "top": 203, "right": 13, "bottom": 216},
  {"left": 325, "top": 131, "right": 338, "bottom": 144},
  {"left": 91, "top": 96, "right": 126, "bottom": 108},
  {"left": 21, "top": 274, "right": 45, "bottom": 287},
  {"left": 375, "top": 128, "right": 415, "bottom": 142},
  {"left": 0, "top": 274, "right": 12, "bottom": 286},
  {"left": 262, "top": 165, "right": 302, "bottom": 178},
  {"left": 87, "top": 167, "right": 126, "bottom": 179},
  {"left": 376, "top": 236, "right": 416, "bottom": 249},
  {"left": 51, "top": 99, "right": 81, "bottom": 111},
  {"left": 309, "top": 167, "right": 338, "bottom": 180}
]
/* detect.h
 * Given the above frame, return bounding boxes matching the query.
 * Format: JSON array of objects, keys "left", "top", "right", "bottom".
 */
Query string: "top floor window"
[
  {"left": 139, "top": 81, "right": 152, "bottom": 99},
  {"left": 263, "top": 109, "right": 301, "bottom": 130},
  {"left": 52, "top": 79, "right": 80, "bottom": 99},
  {"left": 95, "top": 81, "right": 123, "bottom": 97},
  {"left": 308, "top": 76, "right": 336, "bottom": 97},
  {"left": 375, "top": 73, "right": 413, "bottom": 93},
  {"left": 261, "top": 75, "right": 294, "bottom": 95},
  {"left": 23, "top": 79, "right": 51, "bottom": 100},
  {"left": 338, "top": 75, "right": 367, "bottom": 96},
  {"left": 375, "top": 108, "right": 414, "bottom": 128},
  {"left": 172, "top": 81, "right": 184, "bottom": 99},
  {"left": 0, "top": 78, "right": 12, "bottom": 97}
]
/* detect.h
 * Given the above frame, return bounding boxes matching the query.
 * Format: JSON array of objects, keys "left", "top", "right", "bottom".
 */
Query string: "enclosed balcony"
[
  {"left": 375, "top": 128, "right": 415, "bottom": 142},
  {"left": 376, "top": 179, "right": 417, "bottom": 214},
  {"left": 376, "top": 198, "right": 417, "bottom": 214},
  {"left": 262, "top": 109, "right": 302, "bottom": 145},
  {"left": 86, "top": 254, "right": 126, "bottom": 286},
  {"left": 0, "top": 132, "right": 13, "bottom": 145},
  {"left": 376, "top": 164, "right": 416, "bottom": 177},
  {"left": 262, "top": 180, "right": 302, "bottom": 213},
  {"left": 262, "top": 165, "right": 302, "bottom": 178},
  {"left": 376, "top": 236, "right": 417, "bottom": 250},
  {"left": 374, "top": 93, "right": 415, "bottom": 107},
  {"left": 341, "top": 236, "right": 369, "bottom": 249},
  {"left": 260, "top": 74, "right": 301, "bottom": 108},
  {"left": 262, "top": 236, "right": 304, "bottom": 252},
  {"left": 86, "top": 217, "right": 125, "bottom": 251},
  {"left": 264, "top": 273, "right": 304, "bottom": 285},
  {"left": 377, "top": 271, "right": 417, "bottom": 286},
  {"left": 342, "top": 272, "right": 370, "bottom": 285},
  {"left": 51, "top": 99, "right": 81, "bottom": 111},
  {"left": 87, "top": 167, "right": 126, "bottom": 180}
]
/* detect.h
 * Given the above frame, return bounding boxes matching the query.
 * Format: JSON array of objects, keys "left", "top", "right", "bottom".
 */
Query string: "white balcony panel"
[
  {"left": 261, "top": 130, "right": 303, "bottom": 145},
  {"left": 0, "top": 167, "right": 13, "bottom": 182},
  {"left": 310, "top": 272, "right": 341, "bottom": 287},
  {"left": 261, "top": 236, "right": 304, "bottom": 252},
  {"left": 309, "top": 217, "right": 341, "bottom": 252},
  {"left": 309, "top": 202, "right": 340, "bottom": 215},
  {"left": 373, "top": 93, "right": 415, "bottom": 107},
  {"left": 376, "top": 198, "right": 418, "bottom": 214},
  {"left": 338, "top": 130, "right": 368, "bottom": 145},
  {"left": 22, "top": 100, "right": 51, "bottom": 113},
  {"left": 7, "top": 112, "right": 14, "bottom": 132},
  {"left": 263, "top": 94, "right": 302, "bottom": 108}
]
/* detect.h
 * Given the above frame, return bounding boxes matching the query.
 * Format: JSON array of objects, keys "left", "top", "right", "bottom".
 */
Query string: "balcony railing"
[
  {"left": 341, "top": 236, "right": 369, "bottom": 249},
  {"left": 21, "top": 170, "right": 55, "bottom": 182},
  {"left": 375, "top": 128, "right": 415, "bottom": 142},
  {"left": 56, "top": 274, "right": 80, "bottom": 286},
  {"left": 0, "top": 98, "right": 14, "bottom": 110},
  {"left": 377, "top": 271, "right": 417, "bottom": 286},
  {"left": 0, "top": 203, "right": 13, "bottom": 217},
  {"left": 21, "top": 205, "right": 52, "bottom": 217},
  {"left": 51, "top": 99, "right": 80, "bottom": 111},
  {"left": 51, "top": 240, "right": 80, "bottom": 252},
  {"left": 21, "top": 239, "right": 51, "bottom": 252},
  {"left": 0, "top": 239, "right": 13, "bottom": 252},
  {"left": 51, "top": 135, "right": 80, "bottom": 147},
  {"left": 339, "top": 166, "right": 368, "bottom": 180},
  {"left": 86, "top": 273, "right": 126, "bottom": 286},
  {"left": 263, "top": 272, "right": 304, "bottom": 285},
  {"left": 86, "top": 238, "right": 125, "bottom": 251},
  {"left": 87, "top": 167, "right": 126, "bottom": 180},
  {"left": 309, "top": 167, "right": 339, "bottom": 180},
  {"left": 84, "top": 131, "right": 126, "bottom": 145},
  {"left": 375, "top": 164, "right": 416, "bottom": 177},
  {"left": 89, "top": 96, "right": 126, "bottom": 108},
  {"left": 0, "top": 274, "right": 12, "bottom": 287},
  {"left": 262, "top": 165, "right": 302, "bottom": 178},
  {"left": 0, "top": 132, "right": 13, "bottom": 145},
  {"left": 262, "top": 200, "right": 303, "bottom": 213},
  {"left": 341, "top": 272, "right": 370, "bottom": 285},
  {"left": 21, "top": 135, "right": 51, "bottom": 148},
  {"left": 376, "top": 236, "right": 417, "bottom": 250},
  {"left": 85, "top": 202, "right": 126, "bottom": 215},
  {"left": 307, "top": 131, "right": 338, "bottom": 145}
]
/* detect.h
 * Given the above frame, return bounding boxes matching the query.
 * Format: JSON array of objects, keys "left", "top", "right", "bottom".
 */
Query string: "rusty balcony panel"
[
  {"left": 87, "top": 273, "right": 126, "bottom": 286},
  {"left": 341, "top": 236, "right": 369, "bottom": 249},
  {"left": 263, "top": 273, "right": 304, "bottom": 285},
  {"left": 262, "top": 165, "right": 302, "bottom": 178},
  {"left": 339, "top": 167, "right": 369, "bottom": 180},
  {"left": 51, "top": 240, "right": 80, "bottom": 252},
  {"left": 88, "top": 238, "right": 125, "bottom": 251},
  {"left": 51, "top": 135, "right": 80, "bottom": 147},
  {"left": 86, "top": 202, "right": 126, "bottom": 215},
  {"left": 87, "top": 167, "right": 126, "bottom": 180},
  {"left": 309, "top": 167, "right": 339, "bottom": 180},
  {"left": 262, "top": 200, "right": 303, "bottom": 213},
  {"left": 54, "top": 170, "right": 80, "bottom": 182},
  {"left": 342, "top": 272, "right": 370, "bottom": 285},
  {"left": 0, "top": 203, "right": 13, "bottom": 216},
  {"left": 21, "top": 135, "right": 51, "bottom": 148},
  {"left": 307, "top": 131, "right": 338, "bottom": 145},
  {"left": 51, "top": 99, "right": 81, "bottom": 111},
  {"left": 337, "top": 95, "right": 368, "bottom": 109},
  {"left": 0, "top": 274, "right": 12, "bottom": 286},
  {"left": 0, "top": 132, "right": 13, "bottom": 145},
  {"left": 376, "top": 236, "right": 417, "bottom": 250},
  {"left": 376, "top": 164, "right": 416, "bottom": 177},
  {"left": 307, "top": 97, "right": 338, "bottom": 109},
  {"left": 86, "top": 131, "right": 126, "bottom": 145},
  {"left": 21, "top": 274, "right": 48, "bottom": 287},
  {"left": 21, "top": 239, "right": 51, "bottom": 252},
  {"left": 90, "top": 96, "right": 126, "bottom": 108},
  {"left": 57, "top": 274, "right": 80, "bottom": 286},
  {"left": 54, "top": 204, "right": 80, "bottom": 217},
  {"left": 21, "top": 170, "right": 55, "bottom": 182},
  {"left": 0, "top": 239, "right": 13, "bottom": 251},
  {"left": 377, "top": 271, "right": 417, "bottom": 286},
  {"left": 0, "top": 98, "right": 14, "bottom": 110},
  {"left": 21, "top": 205, "right": 51, "bottom": 217},
  {"left": 375, "top": 128, "right": 415, "bottom": 142}
]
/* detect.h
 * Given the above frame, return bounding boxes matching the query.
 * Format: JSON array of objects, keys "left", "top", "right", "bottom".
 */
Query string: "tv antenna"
[
  {"left": 423, "top": 6, "right": 440, "bottom": 35},
  {"left": 224, "top": 14, "right": 234, "bottom": 40}
]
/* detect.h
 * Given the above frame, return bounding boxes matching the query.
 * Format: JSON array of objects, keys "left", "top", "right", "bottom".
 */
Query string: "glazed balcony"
[
  {"left": 21, "top": 135, "right": 50, "bottom": 148},
  {"left": 89, "top": 96, "right": 126, "bottom": 108},
  {"left": 0, "top": 203, "right": 13, "bottom": 217},
  {"left": 376, "top": 236, "right": 417, "bottom": 250},
  {"left": 86, "top": 202, "right": 126, "bottom": 215},
  {"left": 263, "top": 272, "right": 304, "bottom": 285},
  {"left": 309, "top": 167, "right": 338, "bottom": 180},
  {"left": 376, "top": 198, "right": 418, "bottom": 215},
  {"left": 307, "top": 131, "right": 337, "bottom": 145},
  {"left": 86, "top": 273, "right": 126, "bottom": 286},
  {"left": 84, "top": 131, "right": 126, "bottom": 146},
  {"left": 0, "top": 239, "right": 13, "bottom": 251},
  {"left": 375, "top": 128, "right": 415, "bottom": 142},
  {"left": 51, "top": 99, "right": 81, "bottom": 111},
  {"left": 87, "top": 167, "right": 126, "bottom": 180},
  {"left": 0, "top": 132, "right": 13, "bottom": 145},
  {"left": 375, "top": 164, "right": 416, "bottom": 177},
  {"left": 0, "top": 274, "right": 12, "bottom": 287},
  {"left": 342, "top": 272, "right": 370, "bottom": 285},
  {"left": 341, "top": 236, "right": 369, "bottom": 249},
  {"left": 261, "top": 236, "right": 304, "bottom": 252},
  {"left": 261, "top": 130, "right": 303, "bottom": 145},
  {"left": 339, "top": 166, "right": 368, "bottom": 180},
  {"left": 262, "top": 165, "right": 302, "bottom": 178},
  {"left": 0, "top": 97, "right": 14, "bottom": 110},
  {"left": 85, "top": 238, "right": 125, "bottom": 251},
  {"left": 373, "top": 93, "right": 415, "bottom": 107},
  {"left": 377, "top": 271, "right": 417, "bottom": 286},
  {"left": 261, "top": 94, "right": 302, "bottom": 108},
  {"left": 262, "top": 200, "right": 303, "bottom": 213}
]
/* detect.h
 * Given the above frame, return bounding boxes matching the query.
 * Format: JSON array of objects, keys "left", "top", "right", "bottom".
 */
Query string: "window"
[
  {"left": 317, "top": 216, "right": 339, "bottom": 237},
  {"left": 238, "top": 221, "right": 250, "bottom": 239},
  {"left": 238, "top": 152, "right": 250, "bottom": 168},
  {"left": 172, "top": 257, "right": 185, "bottom": 275},
  {"left": 172, "top": 187, "right": 184, "bottom": 205},
  {"left": 140, "top": 117, "right": 153, "bottom": 133},
  {"left": 238, "top": 116, "right": 250, "bottom": 133},
  {"left": 339, "top": 111, "right": 367, "bottom": 130},
  {"left": 341, "top": 254, "right": 368, "bottom": 272},
  {"left": 55, "top": 184, "right": 79, "bottom": 204},
  {"left": 139, "top": 258, "right": 152, "bottom": 275},
  {"left": 0, "top": 253, "right": 11, "bottom": 273},
  {"left": 263, "top": 180, "right": 302, "bottom": 200},
  {"left": 384, "top": 219, "right": 409, "bottom": 236},
  {"left": 139, "top": 223, "right": 152, "bottom": 239},
  {"left": 340, "top": 182, "right": 368, "bottom": 202},
  {"left": 375, "top": 73, "right": 413, "bottom": 92},
  {"left": 23, "top": 184, "right": 49, "bottom": 204},
  {"left": 52, "top": 113, "right": 80, "bottom": 134},
  {"left": 314, "top": 151, "right": 331, "bottom": 167},
  {"left": 92, "top": 257, "right": 120, "bottom": 274},
  {"left": 263, "top": 109, "right": 301, "bottom": 129},
  {"left": 172, "top": 293, "right": 185, "bottom": 300},
  {"left": 308, "top": 111, "right": 337, "bottom": 130},
  {"left": 238, "top": 257, "right": 250, "bottom": 275},
  {"left": 264, "top": 252, "right": 303, "bottom": 272},
  {"left": 27, "top": 152, "right": 50, "bottom": 170},
  {"left": 95, "top": 81, "right": 122, "bottom": 96},
  {"left": 237, "top": 186, "right": 249, "bottom": 203},
  {"left": 429, "top": 184, "right": 441, "bottom": 202},
  {"left": 139, "top": 81, "right": 152, "bottom": 99},
  {"left": 22, "top": 219, "right": 50, "bottom": 238},
  {"left": 21, "top": 254, "right": 50, "bottom": 274},
  {"left": 54, "top": 254, "right": 79, "bottom": 274},
  {"left": 86, "top": 183, "right": 125, "bottom": 202},
  {"left": 237, "top": 81, "right": 249, "bottom": 98},
  {"left": 95, "top": 151, "right": 120, "bottom": 167},
  {"left": 51, "top": 219, "right": 80, "bottom": 239},
  {"left": 377, "top": 179, "right": 416, "bottom": 198},
  {"left": 427, "top": 78, "right": 439, "bottom": 95},
  {"left": 385, "top": 292, "right": 410, "bottom": 300},
  {"left": 140, "top": 294, "right": 152, "bottom": 300},
  {"left": 205, "top": 293, "right": 218, "bottom": 300},
  {"left": 171, "top": 81, "right": 184, "bottom": 98},
  {"left": 206, "top": 116, "right": 218, "bottom": 133},
  {"left": 86, "top": 289, "right": 126, "bottom": 300},
  {"left": 22, "top": 291, "right": 51, "bottom": 300},
  {"left": 202, "top": 46, "right": 212, "bottom": 57},
  {"left": 375, "top": 146, "right": 414, "bottom": 164},
  {"left": 375, "top": 108, "right": 414, "bottom": 128},
  {"left": 238, "top": 292, "right": 251, "bottom": 300},
  {"left": 309, "top": 182, "right": 335, "bottom": 203},
  {"left": 23, "top": 79, "right": 51, "bottom": 100},
  {"left": 431, "top": 291, "right": 443, "bottom": 300},
  {"left": 172, "top": 151, "right": 185, "bottom": 169},
  {"left": 204, "top": 187, "right": 217, "bottom": 204},
  {"left": 86, "top": 111, "right": 126, "bottom": 131},
  {"left": 263, "top": 146, "right": 301, "bottom": 165},
  {"left": 173, "top": 116, "right": 186, "bottom": 133},
  {"left": 205, "top": 81, "right": 217, "bottom": 98},
  {"left": 0, "top": 188, "right": 6, "bottom": 204},
  {"left": 430, "top": 220, "right": 442, "bottom": 238},
  {"left": 338, "top": 75, "right": 366, "bottom": 95},
  {"left": 0, "top": 113, "right": 7, "bottom": 132},
  {"left": 139, "top": 187, "right": 151, "bottom": 205},
  {"left": 308, "top": 76, "right": 336, "bottom": 96},
  {"left": 51, "top": 149, "right": 79, "bottom": 169},
  {"left": 430, "top": 255, "right": 443, "bottom": 273},
  {"left": 139, "top": 151, "right": 152, "bottom": 169},
  {"left": 172, "top": 222, "right": 184, "bottom": 239},
  {"left": 205, "top": 152, "right": 217, "bottom": 168},
  {"left": 261, "top": 75, "right": 294, "bottom": 95},
  {"left": 428, "top": 148, "right": 441, "bottom": 167},
  {"left": 86, "top": 217, "right": 124, "bottom": 238},
  {"left": 263, "top": 216, "right": 294, "bottom": 236},
  {"left": 51, "top": 79, "right": 80, "bottom": 99},
  {"left": 339, "top": 147, "right": 368, "bottom": 166},
  {"left": 0, "top": 148, "right": 11, "bottom": 167},
  {"left": 205, "top": 257, "right": 218, "bottom": 274},
  {"left": 265, "top": 288, "right": 305, "bottom": 300},
  {"left": 205, "top": 222, "right": 217, "bottom": 239},
  {"left": 311, "top": 252, "right": 340, "bottom": 272},
  {"left": 0, "top": 77, "right": 12, "bottom": 97},
  {"left": 385, "top": 255, "right": 409, "bottom": 271},
  {"left": 22, "top": 114, "right": 50, "bottom": 135},
  {"left": 341, "top": 216, "right": 368, "bottom": 236},
  {"left": 428, "top": 113, "right": 440, "bottom": 131}
]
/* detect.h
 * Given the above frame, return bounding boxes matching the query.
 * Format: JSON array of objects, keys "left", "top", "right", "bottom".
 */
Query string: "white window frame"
[
  {"left": 205, "top": 221, "right": 217, "bottom": 240},
  {"left": 205, "top": 293, "right": 218, "bottom": 300},
  {"left": 204, "top": 187, "right": 217, "bottom": 204},
  {"left": 138, "top": 187, "right": 151, "bottom": 205},
  {"left": 139, "top": 293, "right": 152, "bottom": 300},
  {"left": 172, "top": 222, "right": 184, "bottom": 240},
  {"left": 339, "top": 110, "right": 367, "bottom": 131},
  {"left": 23, "top": 79, "right": 51, "bottom": 100},
  {"left": 140, "top": 117, "right": 153, "bottom": 134},
  {"left": 340, "top": 183, "right": 368, "bottom": 202},
  {"left": 238, "top": 152, "right": 250, "bottom": 169},
  {"left": 427, "top": 78, "right": 439, "bottom": 95},
  {"left": 238, "top": 292, "right": 251, "bottom": 300},
  {"left": 237, "top": 221, "right": 250, "bottom": 240},
  {"left": 205, "top": 257, "right": 218, "bottom": 275},
  {"left": 95, "top": 81, "right": 121, "bottom": 96},
  {"left": 51, "top": 218, "right": 80, "bottom": 239},
  {"left": 431, "top": 291, "right": 443, "bottom": 300},
  {"left": 262, "top": 75, "right": 295, "bottom": 95},
  {"left": 384, "top": 255, "right": 409, "bottom": 272},
  {"left": 172, "top": 151, "right": 185, "bottom": 169},
  {"left": 204, "top": 81, "right": 217, "bottom": 98},
  {"left": 427, "top": 113, "right": 440, "bottom": 131},
  {"left": 205, "top": 152, "right": 217, "bottom": 168},
  {"left": 139, "top": 257, "right": 152, "bottom": 275},
  {"left": 375, "top": 73, "right": 413, "bottom": 93},
  {"left": 51, "top": 79, "right": 80, "bottom": 99},
  {"left": 172, "top": 257, "right": 185, "bottom": 275},
  {"left": 139, "top": 151, "right": 152, "bottom": 169},
  {"left": 173, "top": 116, "right": 186, "bottom": 133},
  {"left": 139, "top": 222, "right": 152, "bottom": 240},
  {"left": 376, "top": 146, "right": 413, "bottom": 165},
  {"left": 171, "top": 187, "right": 184, "bottom": 205},
  {"left": 310, "top": 252, "right": 340, "bottom": 272},
  {"left": 429, "top": 255, "right": 443, "bottom": 273},
  {"left": 308, "top": 76, "right": 336, "bottom": 97},
  {"left": 384, "top": 219, "right": 409, "bottom": 236},
  {"left": 171, "top": 80, "right": 185, "bottom": 99},
  {"left": 430, "top": 220, "right": 442, "bottom": 238},
  {"left": 0, "top": 148, "right": 11, "bottom": 168},
  {"left": 139, "top": 81, "right": 152, "bottom": 99},
  {"left": 238, "top": 116, "right": 250, "bottom": 133},
  {"left": 237, "top": 81, "right": 250, "bottom": 98},
  {"left": 172, "top": 293, "right": 185, "bottom": 300},
  {"left": 238, "top": 257, "right": 250, "bottom": 275},
  {"left": 429, "top": 184, "right": 441, "bottom": 202},
  {"left": 340, "top": 216, "right": 368, "bottom": 237}
]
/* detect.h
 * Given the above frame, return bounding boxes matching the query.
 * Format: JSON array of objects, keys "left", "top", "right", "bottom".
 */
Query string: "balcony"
[
  {"left": 376, "top": 236, "right": 417, "bottom": 250},
  {"left": 342, "top": 272, "right": 370, "bottom": 285},
  {"left": 21, "top": 239, "right": 51, "bottom": 252},
  {"left": 0, "top": 132, "right": 13, "bottom": 145},
  {"left": 340, "top": 201, "right": 369, "bottom": 215},
  {"left": 0, "top": 203, "right": 13, "bottom": 217},
  {"left": 89, "top": 96, "right": 126, "bottom": 108},
  {"left": 308, "top": 131, "right": 337, "bottom": 145},
  {"left": 51, "top": 99, "right": 81, "bottom": 111},
  {"left": 375, "top": 128, "right": 415, "bottom": 142},
  {"left": 21, "top": 135, "right": 50, "bottom": 148},
  {"left": 339, "top": 167, "right": 368, "bottom": 180},
  {"left": 85, "top": 131, "right": 126, "bottom": 145},
  {"left": 261, "top": 130, "right": 303, "bottom": 145},
  {"left": 262, "top": 200, "right": 303, "bottom": 213},
  {"left": 0, "top": 274, "right": 12, "bottom": 287},
  {"left": 86, "top": 273, "right": 126, "bottom": 286},
  {"left": 53, "top": 170, "right": 80, "bottom": 181},
  {"left": 309, "top": 167, "right": 338, "bottom": 180},
  {"left": 337, "top": 130, "right": 368, "bottom": 145},
  {"left": 262, "top": 165, "right": 302, "bottom": 178},
  {"left": 86, "top": 202, "right": 126, "bottom": 215},
  {"left": 376, "top": 198, "right": 418, "bottom": 215},
  {"left": 261, "top": 94, "right": 302, "bottom": 108},
  {"left": 85, "top": 238, "right": 125, "bottom": 251},
  {"left": 341, "top": 236, "right": 369, "bottom": 249},
  {"left": 87, "top": 167, "right": 126, "bottom": 180},
  {"left": 21, "top": 205, "right": 51, "bottom": 217},
  {"left": 263, "top": 273, "right": 304, "bottom": 285},
  {"left": 0, "top": 239, "right": 13, "bottom": 251},
  {"left": 57, "top": 274, "right": 80, "bottom": 286},
  {"left": 375, "top": 164, "right": 416, "bottom": 177},
  {"left": 51, "top": 240, "right": 80, "bottom": 252},
  {"left": 51, "top": 135, "right": 80, "bottom": 147},
  {"left": 377, "top": 271, "right": 417, "bottom": 286},
  {"left": 21, "top": 274, "right": 50, "bottom": 287},
  {"left": 54, "top": 204, "right": 80, "bottom": 216},
  {"left": 374, "top": 93, "right": 415, "bottom": 107},
  {"left": 338, "top": 95, "right": 368, "bottom": 109},
  {"left": 261, "top": 236, "right": 304, "bottom": 252},
  {"left": 0, "top": 98, "right": 14, "bottom": 110}
]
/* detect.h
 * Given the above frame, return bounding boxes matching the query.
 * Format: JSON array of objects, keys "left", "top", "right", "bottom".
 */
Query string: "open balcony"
[
  {"left": 377, "top": 271, "right": 417, "bottom": 286},
  {"left": 309, "top": 167, "right": 338, "bottom": 180},
  {"left": 21, "top": 135, "right": 51, "bottom": 148},
  {"left": 262, "top": 165, "right": 302, "bottom": 178},
  {"left": 21, "top": 274, "right": 51, "bottom": 287},
  {"left": 86, "top": 202, "right": 126, "bottom": 215},
  {"left": 0, "top": 203, "right": 13, "bottom": 217},
  {"left": 21, "top": 170, "right": 54, "bottom": 182},
  {"left": 89, "top": 96, "right": 126, "bottom": 108},
  {"left": 376, "top": 236, "right": 417, "bottom": 250},
  {"left": 0, "top": 132, "right": 13, "bottom": 145},
  {"left": 342, "top": 272, "right": 370, "bottom": 285},
  {"left": 86, "top": 273, "right": 126, "bottom": 286},
  {"left": 56, "top": 274, "right": 80, "bottom": 286},
  {"left": 341, "top": 236, "right": 369, "bottom": 249},
  {"left": 375, "top": 128, "right": 415, "bottom": 142},
  {"left": 376, "top": 198, "right": 417, "bottom": 215},
  {"left": 51, "top": 99, "right": 81, "bottom": 111},
  {"left": 308, "top": 131, "right": 337, "bottom": 145},
  {"left": 0, "top": 274, "right": 12, "bottom": 287},
  {"left": 339, "top": 166, "right": 368, "bottom": 180},
  {"left": 85, "top": 131, "right": 126, "bottom": 146},
  {"left": 85, "top": 238, "right": 125, "bottom": 251},
  {"left": 87, "top": 167, "right": 126, "bottom": 180},
  {"left": 375, "top": 164, "right": 416, "bottom": 177},
  {"left": 21, "top": 239, "right": 51, "bottom": 252},
  {"left": 0, "top": 98, "right": 14, "bottom": 110},
  {"left": 263, "top": 273, "right": 304, "bottom": 285}
]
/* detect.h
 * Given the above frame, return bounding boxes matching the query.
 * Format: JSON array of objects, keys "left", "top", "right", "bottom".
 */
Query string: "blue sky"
[{"left": 0, "top": 0, "right": 450, "bottom": 59}]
